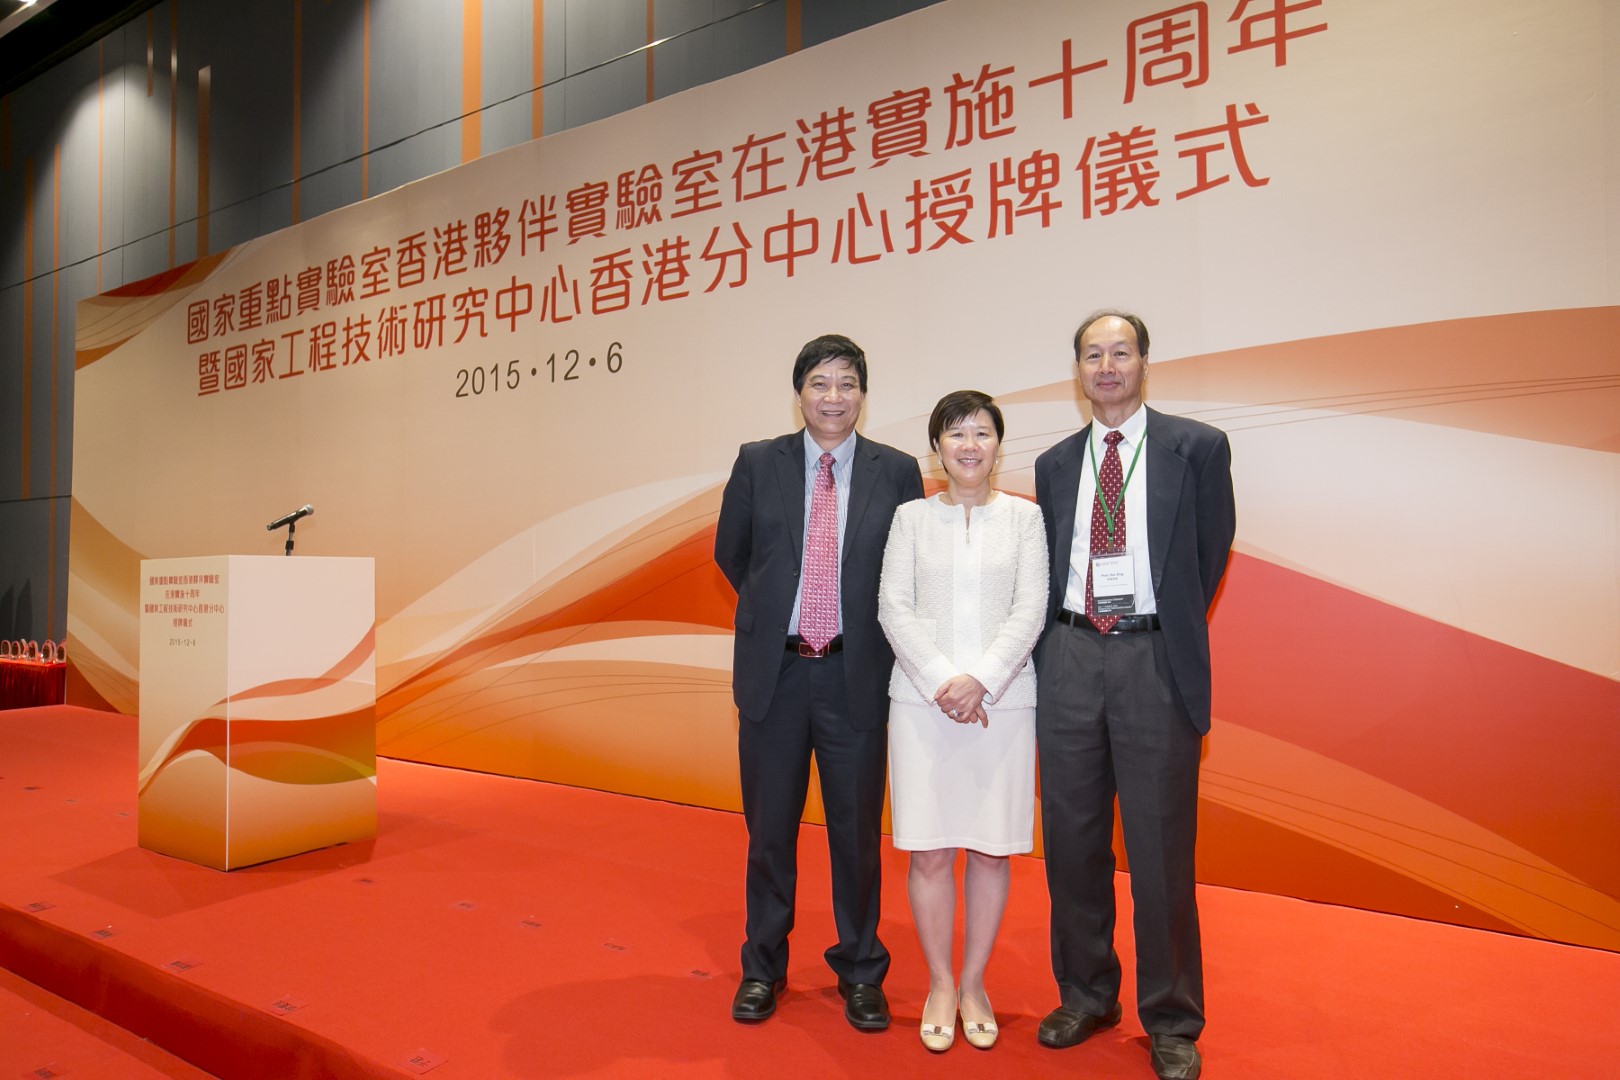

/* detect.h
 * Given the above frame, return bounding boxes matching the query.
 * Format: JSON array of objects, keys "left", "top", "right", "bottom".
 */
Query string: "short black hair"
[
  {"left": 927, "top": 390, "right": 1004, "bottom": 451},
  {"left": 792, "top": 333, "right": 868, "bottom": 392},
  {"left": 1072, "top": 309, "right": 1150, "bottom": 359}
]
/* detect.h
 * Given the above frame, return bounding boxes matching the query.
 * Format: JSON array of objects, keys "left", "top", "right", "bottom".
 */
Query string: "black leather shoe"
[
  {"left": 731, "top": 978, "right": 786, "bottom": 1022},
  {"left": 1149, "top": 1034, "right": 1201, "bottom": 1079},
  {"left": 835, "top": 978, "right": 890, "bottom": 1031},
  {"left": 1036, "top": 1002, "right": 1122, "bottom": 1048}
]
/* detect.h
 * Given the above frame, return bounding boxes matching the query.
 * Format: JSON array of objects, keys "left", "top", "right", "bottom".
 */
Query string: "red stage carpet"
[{"left": 2, "top": 706, "right": 1615, "bottom": 1079}]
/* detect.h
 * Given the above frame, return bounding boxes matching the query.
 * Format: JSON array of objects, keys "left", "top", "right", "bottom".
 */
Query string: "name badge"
[{"left": 1090, "top": 552, "right": 1136, "bottom": 615}]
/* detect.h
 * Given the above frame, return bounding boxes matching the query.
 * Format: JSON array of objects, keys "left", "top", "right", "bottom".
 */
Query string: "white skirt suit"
[{"left": 877, "top": 492, "right": 1050, "bottom": 854}]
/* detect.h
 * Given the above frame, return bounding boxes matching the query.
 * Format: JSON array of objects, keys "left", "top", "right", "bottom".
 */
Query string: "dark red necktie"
[
  {"left": 799, "top": 453, "right": 838, "bottom": 649},
  {"left": 1084, "top": 430, "right": 1125, "bottom": 633}
]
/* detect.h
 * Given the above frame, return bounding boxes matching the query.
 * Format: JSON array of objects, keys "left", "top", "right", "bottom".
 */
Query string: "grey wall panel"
[
  {"left": 300, "top": 0, "right": 367, "bottom": 178},
  {"left": 0, "top": 175, "right": 15, "bottom": 289},
  {"left": 97, "top": 34, "right": 130, "bottom": 287},
  {"left": 7, "top": 75, "right": 54, "bottom": 291},
  {"left": 541, "top": 0, "right": 569, "bottom": 137},
  {"left": 541, "top": 77, "right": 568, "bottom": 141},
  {"left": 56, "top": 262, "right": 95, "bottom": 497},
  {"left": 481, "top": 0, "right": 538, "bottom": 157},
  {"left": 52, "top": 493, "right": 70, "bottom": 641},
  {"left": 99, "top": 243, "right": 128, "bottom": 293},
  {"left": 0, "top": 145, "right": 26, "bottom": 287},
  {"left": 366, "top": 125, "right": 459, "bottom": 202},
  {"left": 257, "top": 186, "right": 296, "bottom": 239},
  {"left": 170, "top": 2, "right": 199, "bottom": 266},
  {"left": 122, "top": 230, "right": 172, "bottom": 287},
  {"left": 652, "top": 0, "right": 784, "bottom": 102},
  {"left": 59, "top": 69, "right": 107, "bottom": 273},
  {"left": 171, "top": 217, "right": 197, "bottom": 267},
  {"left": 208, "top": 196, "right": 261, "bottom": 254},
  {"left": 117, "top": 9, "right": 175, "bottom": 257},
  {"left": 370, "top": 0, "right": 461, "bottom": 174},
  {"left": 656, "top": 0, "right": 762, "bottom": 41},
  {"left": 562, "top": 0, "right": 645, "bottom": 76},
  {"left": 23, "top": 266, "right": 58, "bottom": 504},
  {"left": 0, "top": 496, "right": 54, "bottom": 640},
  {"left": 561, "top": 53, "right": 644, "bottom": 131},
  {"left": 481, "top": 97, "right": 534, "bottom": 158},
  {"left": 196, "top": 3, "right": 295, "bottom": 231},
  {"left": 801, "top": 0, "right": 941, "bottom": 50},
  {"left": 0, "top": 285, "right": 21, "bottom": 503},
  {"left": 300, "top": 159, "right": 363, "bottom": 223}
]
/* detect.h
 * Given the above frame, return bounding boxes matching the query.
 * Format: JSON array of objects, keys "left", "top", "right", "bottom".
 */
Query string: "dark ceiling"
[{"left": 1, "top": 0, "right": 159, "bottom": 97}]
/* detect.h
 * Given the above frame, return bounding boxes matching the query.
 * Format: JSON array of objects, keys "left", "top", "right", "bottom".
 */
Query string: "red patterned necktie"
[
  {"left": 799, "top": 452, "right": 839, "bottom": 649},
  {"left": 1084, "top": 430, "right": 1126, "bottom": 633}
]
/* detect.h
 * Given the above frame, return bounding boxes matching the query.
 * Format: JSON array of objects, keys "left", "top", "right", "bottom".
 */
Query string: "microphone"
[{"left": 266, "top": 504, "right": 315, "bottom": 531}]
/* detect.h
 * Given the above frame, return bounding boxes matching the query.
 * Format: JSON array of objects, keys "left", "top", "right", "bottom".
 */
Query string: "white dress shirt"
[
  {"left": 790, "top": 428, "right": 856, "bottom": 636},
  {"left": 1062, "top": 404, "right": 1157, "bottom": 616}
]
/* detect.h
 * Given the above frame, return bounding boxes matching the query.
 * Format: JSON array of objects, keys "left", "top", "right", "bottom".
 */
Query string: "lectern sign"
[{"left": 137, "top": 556, "right": 377, "bottom": 870}]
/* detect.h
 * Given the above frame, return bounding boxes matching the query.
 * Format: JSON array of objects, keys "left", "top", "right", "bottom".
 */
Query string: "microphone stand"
[{"left": 285, "top": 518, "right": 297, "bottom": 556}]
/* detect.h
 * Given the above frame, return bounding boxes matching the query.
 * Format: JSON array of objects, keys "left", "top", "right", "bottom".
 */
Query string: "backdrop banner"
[{"left": 69, "top": 0, "right": 1620, "bottom": 949}]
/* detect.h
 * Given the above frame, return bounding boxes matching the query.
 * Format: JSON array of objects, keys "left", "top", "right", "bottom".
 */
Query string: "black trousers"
[
  {"left": 737, "top": 649, "right": 890, "bottom": 986},
  {"left": 1036, "top": 621, "right": 1204, "bottom": 1038}
]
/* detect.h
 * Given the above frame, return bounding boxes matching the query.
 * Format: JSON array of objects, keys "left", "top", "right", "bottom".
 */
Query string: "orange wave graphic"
[
  {"left": 1202, "top": 551, "right": 1620, "bottom": 949},
  {"left": 379, "top": 519, "right": 1618, "bottom": 949},
  {"left": 139, "top": 708, "right": 376, "bottom": 795},
  {"left": 75, "top": 250, "right": 233, "bottom": 368},
  {"left": 229, "top": 630, "right": 376, "bottom": 701},
  {"left": 1000, "top": 306, "right": 1620, "bottom": 453}
]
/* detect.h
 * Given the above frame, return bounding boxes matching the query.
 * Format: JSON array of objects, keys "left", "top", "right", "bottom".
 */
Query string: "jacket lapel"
[
  {"left": 1050, "top": 427, "right": 1086, "bottom": 584},
  {"left": 776, "top": 433, "right": 806, "bottom": 560},
  {"left": 1144, "top": 407, "right": 1185, "bottom": 596},
  {"left": 842, "top": 435, "right": 877, "bottom": 563}
]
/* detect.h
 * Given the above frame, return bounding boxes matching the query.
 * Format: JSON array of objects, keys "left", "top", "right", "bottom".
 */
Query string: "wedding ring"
[{"left": 949, "top": 709, "right": 959, "bottom": 718}]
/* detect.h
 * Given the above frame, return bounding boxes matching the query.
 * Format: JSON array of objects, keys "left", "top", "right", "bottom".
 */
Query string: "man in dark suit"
[
  {"left": 1032, "top": 311, "right": 1235, "bottom": 1080},
  {"left": 714, "top": 333, "right": 924, "bottom": 1030}
]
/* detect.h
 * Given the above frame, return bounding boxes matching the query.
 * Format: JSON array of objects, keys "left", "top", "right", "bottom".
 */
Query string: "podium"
[{"left": 137, "top": 556, "right": 376, "bottom": 870}]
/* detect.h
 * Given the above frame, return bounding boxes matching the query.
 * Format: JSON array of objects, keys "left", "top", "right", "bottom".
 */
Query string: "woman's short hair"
[{"left": 927, "top": 390, "right": 1004, "bottom": 450}]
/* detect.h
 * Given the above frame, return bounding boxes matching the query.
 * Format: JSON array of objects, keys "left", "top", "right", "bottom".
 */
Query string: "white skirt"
[{"left": 887, "top": 698, "right": 1036, "bottom": 856}]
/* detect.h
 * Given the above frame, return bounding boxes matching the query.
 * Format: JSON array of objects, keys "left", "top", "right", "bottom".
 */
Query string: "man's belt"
[
  {"left": 1057, "top": 609, "right": 1160, "bottom": 635},
  {"left": 785, "top": 634, "right": 843, "bottom": 658}
]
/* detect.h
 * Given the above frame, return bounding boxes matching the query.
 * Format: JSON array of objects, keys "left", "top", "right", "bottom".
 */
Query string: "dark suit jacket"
[
  {"left": 1034, "top": 407, "right": 1235, "bottom": 734},
  {"left": 715, "top": 431, "right": 925, "bottom": 730}
]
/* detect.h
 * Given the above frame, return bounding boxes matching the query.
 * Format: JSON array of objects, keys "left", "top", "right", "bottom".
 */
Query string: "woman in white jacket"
[{"left": 878, "top": 390, "right": 1049, "bottom": 1052}]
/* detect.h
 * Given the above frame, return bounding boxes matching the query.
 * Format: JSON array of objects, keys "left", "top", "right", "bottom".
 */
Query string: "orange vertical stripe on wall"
[
  {"left": 168, "top": 4, "right": 178, "bottom": 268},
  {"left": 645, "top": 0, "right": 655, "bottom": 102},
  {"left": 786, "top": 0, "right": 801, "bottom": 54},
  {"left": 362, "top": 0, "right": 371, "bottom": 198},
  {"left": 21, "top": 157, "right": 34, "bottom": 500},
  {"left": 462, "top": 0, "right": 483, "bottom": 162},
  {"left": 531, "top": 0, "right": 544, "bottom": 140},
  {"left": 198, "top": 67, "right": 211, "bottom": 256},
  {"left": 97, "top": 42, "right": 104, "bottom": 292},
  {"left": 292, "top": 0, "right": 303, "bottom": 223},
  {"left": 49, "top": 143, "right": 61, "bottom": 638}
]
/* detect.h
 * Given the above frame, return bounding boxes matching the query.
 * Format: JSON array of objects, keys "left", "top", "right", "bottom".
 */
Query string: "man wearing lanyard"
[
  {"left": 714, "top": 333, "right": 924, "bottom": 1030},
  {"left": 1031, "top": 311, "right": 1236, "bottom": 1080}
]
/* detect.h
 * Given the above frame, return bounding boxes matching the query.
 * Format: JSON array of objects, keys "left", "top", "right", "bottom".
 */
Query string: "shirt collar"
[
  {"left": 803, "top": 429, "right": 858, "bottom": 470},
  {"left": 1090, "top": 404, "right": 1147, "bottom": 453}
]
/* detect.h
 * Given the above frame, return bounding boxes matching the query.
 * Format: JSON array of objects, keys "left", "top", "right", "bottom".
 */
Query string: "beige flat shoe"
[
  {"left": 919, "top": 990, "right": 957, "bottom": 1052},
  {"left": 959, "top": 994, "right": 998, "bottom": 1050}
]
